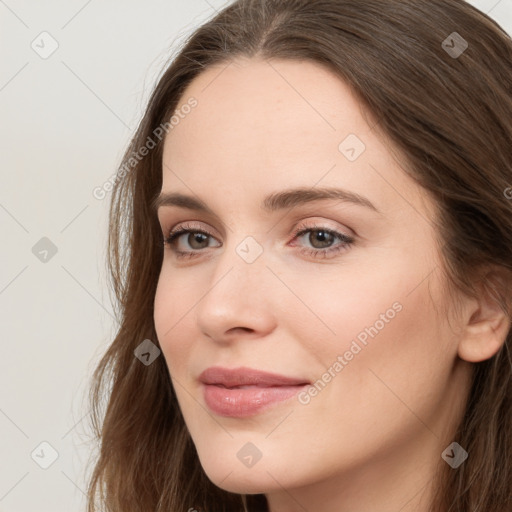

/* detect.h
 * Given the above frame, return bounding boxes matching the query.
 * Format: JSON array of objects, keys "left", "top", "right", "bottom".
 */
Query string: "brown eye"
[
  {"left": 184, "top": 232, "right": 210, "bottom": 249},
  {"left": 291, "top": 224, "right": 355, "bottom": 260},
  {"left": 305, "top": 229, "right": 336, "bottom": 249},
  {"left": 163, "top": 223, "right": 221, "bottom": 259}
]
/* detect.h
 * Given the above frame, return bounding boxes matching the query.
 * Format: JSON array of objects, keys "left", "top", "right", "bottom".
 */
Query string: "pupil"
[
  {"left": 311, "top": 230, "right": 333, "bottom": 248},
  {"left": 186, "top": 231, "right": 334, "bottom": 250},
  {"left": 190, "top": 233, "right": 208, "bottom": 249}
]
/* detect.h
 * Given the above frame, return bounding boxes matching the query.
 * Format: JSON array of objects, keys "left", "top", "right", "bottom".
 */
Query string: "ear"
[{"left": 457, "top": 267, "right": 511, "bottom": 363}]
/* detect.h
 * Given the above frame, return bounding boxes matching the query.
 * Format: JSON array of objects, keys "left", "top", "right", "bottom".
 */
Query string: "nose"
[{"left": 194, "top": 238, "right": 277, "bottom": 344}]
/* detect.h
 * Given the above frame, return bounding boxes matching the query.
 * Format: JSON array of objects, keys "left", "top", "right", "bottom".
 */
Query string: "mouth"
[{"left": 199, "top": 366, "right": 310, "bottom": 418}]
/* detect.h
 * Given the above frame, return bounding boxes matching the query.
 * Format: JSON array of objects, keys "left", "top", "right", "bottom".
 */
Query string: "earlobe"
[{"left": 457, "top": 269, "right": 512, "bottom": 363}]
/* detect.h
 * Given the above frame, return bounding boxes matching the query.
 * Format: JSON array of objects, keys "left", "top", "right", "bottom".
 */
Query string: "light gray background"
[{"left": 0, "top": 1, "right": 510, "bottom": 511}]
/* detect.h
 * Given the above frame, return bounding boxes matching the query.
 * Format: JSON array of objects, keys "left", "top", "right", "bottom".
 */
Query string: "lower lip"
[{"left": 203, "top": 384, "right": 308, "bottom": 418}]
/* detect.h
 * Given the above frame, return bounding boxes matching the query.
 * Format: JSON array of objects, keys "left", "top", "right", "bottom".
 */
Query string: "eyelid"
[
  {"left": 292, "top": 217, "right": 354, "bottom": 237},
  {"left": 158, "top": 210, "right": 228, "bottom": 239},
  {"left": 166, "top": 221, "right": 218, "bottom": 239},
  {"left": 164, "top": 218, "right": 356, "bottom": 252},
  {"left": 164, "top": 213, "right": 353, "bottom": 234}
]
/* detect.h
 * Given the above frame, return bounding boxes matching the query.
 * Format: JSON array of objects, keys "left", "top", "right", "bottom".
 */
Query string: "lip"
[{"left": 199, "top": 366, "right": 310, "bottom": 418}]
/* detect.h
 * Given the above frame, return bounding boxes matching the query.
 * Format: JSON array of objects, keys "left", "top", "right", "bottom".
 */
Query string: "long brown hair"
[{"left": 85, "top": 1, "right": 512, "bottom": 510}]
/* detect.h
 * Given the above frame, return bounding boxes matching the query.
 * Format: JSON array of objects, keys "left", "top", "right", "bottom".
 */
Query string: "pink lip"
[{"left": 199, "top": 366, "right": 310, "bottom": 418}]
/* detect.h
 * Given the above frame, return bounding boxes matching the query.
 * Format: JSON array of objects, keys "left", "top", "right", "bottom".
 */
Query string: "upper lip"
[{"left": 199, "top": 366, "right": 310, "bottom": 388}]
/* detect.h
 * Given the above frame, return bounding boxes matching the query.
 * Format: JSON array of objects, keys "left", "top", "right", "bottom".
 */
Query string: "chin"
[
  {"left": 207, "top": 470, "right": 279, "bottom": 494},
  {"left": 201, "top": 459, "right": 285, "bottom": 495}
]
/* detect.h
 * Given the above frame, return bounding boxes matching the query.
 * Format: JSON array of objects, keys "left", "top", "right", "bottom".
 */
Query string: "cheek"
[
  {"left": 312, "top": 273, "right": 453, "bottom": 426},
  {"left": 296, "top": 260, "right": 452, "bottom": 405},
  {"left": 153, "top": 262, "right": 201, "bottom": 332},
  {"left": 153, "top": 273, "right": 194, "bottom": 372},
  {"left": 281, "top": 265, "right": 408, "bottom": 358},
  {"left": 293, "top": 249, "right": 444, "bottom": 357}
]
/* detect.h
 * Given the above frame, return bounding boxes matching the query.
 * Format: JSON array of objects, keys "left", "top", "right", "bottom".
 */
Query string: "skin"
[{"left": 153, "top": 57, "right": 509, "bottom": 512}]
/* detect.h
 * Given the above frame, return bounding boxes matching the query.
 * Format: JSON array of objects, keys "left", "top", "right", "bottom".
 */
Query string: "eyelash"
[{"left": 162, "top": 221, "right": 355, "bottom": 261}]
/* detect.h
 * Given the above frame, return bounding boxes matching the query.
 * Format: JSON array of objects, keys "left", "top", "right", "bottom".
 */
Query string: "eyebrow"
[{"left": 151, "top": 186, "right": 380, "bottom": 215}]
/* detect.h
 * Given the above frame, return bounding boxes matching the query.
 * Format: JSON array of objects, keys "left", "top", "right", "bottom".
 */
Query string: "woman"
[{"left": 86, "top": 1, "right": 512, "bottom": 510}]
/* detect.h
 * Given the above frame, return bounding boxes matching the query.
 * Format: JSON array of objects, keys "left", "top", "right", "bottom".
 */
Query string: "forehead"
[
  {"left": 161, "top": 57, "right": 433, "bottom": 220},
  {"left": 163, "top": 57, "right": 367, "bottom": 165}
]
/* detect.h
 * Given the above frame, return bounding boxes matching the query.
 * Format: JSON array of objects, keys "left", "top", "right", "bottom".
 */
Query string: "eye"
[
  {"left": 289, "top": 222, "right": 355, "bottom": 259},
  {"left": 162, "top": 221, "right": 355, "bottom": 260},
  {"left": 163, "top": 222, "right": 220, "bottom": 259}
]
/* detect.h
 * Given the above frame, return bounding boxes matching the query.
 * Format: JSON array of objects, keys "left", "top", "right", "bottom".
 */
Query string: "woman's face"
[{"left": 154, "top": 57, "right": 473, "bottom": 510}]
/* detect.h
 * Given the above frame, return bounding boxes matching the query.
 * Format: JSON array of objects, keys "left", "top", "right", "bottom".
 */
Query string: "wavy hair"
[{"left": 85, "top": 1, "right": 512, "bottom": 510}]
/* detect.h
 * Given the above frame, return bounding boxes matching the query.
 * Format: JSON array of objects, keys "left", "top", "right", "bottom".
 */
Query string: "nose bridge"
[
  {"left": 213, "top": 212, "right": 270, "bottom": 278},
  {"left": 209, "top": 231, "right": 270, "bottom": 303},
  {"left": 194, "top": 231, "right": 276, "bottom": 339}
]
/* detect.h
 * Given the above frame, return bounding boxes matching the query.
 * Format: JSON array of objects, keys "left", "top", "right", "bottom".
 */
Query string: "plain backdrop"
[{"left": 0, "top": 1, "right": 511, "bottom": 511}]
